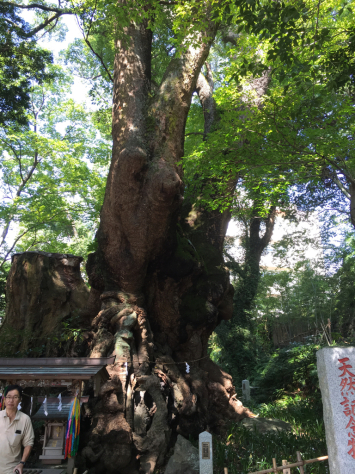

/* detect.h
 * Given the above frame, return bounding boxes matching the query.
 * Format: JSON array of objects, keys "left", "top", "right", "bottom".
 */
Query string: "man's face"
[{"left": 5, "top": 389, "right": 21, "bottom": 410}]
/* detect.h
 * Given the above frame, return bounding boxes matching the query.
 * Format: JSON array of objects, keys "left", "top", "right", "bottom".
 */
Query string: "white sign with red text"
[{"left": 317, "top": 347, "right": 355, "bottom": 474}]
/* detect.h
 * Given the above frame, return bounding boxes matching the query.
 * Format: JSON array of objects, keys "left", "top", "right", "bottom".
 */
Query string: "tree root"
[{"left": 80, "top": 291, "right": 252, "bottom": 474}]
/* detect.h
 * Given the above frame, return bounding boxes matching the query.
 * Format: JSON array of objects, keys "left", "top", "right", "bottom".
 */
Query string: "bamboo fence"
[{"left": 223, "top": 451, "right": 328, "bottom": 474}]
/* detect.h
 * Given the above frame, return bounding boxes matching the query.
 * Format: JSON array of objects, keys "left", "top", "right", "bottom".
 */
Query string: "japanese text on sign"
[
  {"left": 339, "top": 357, "right": 355, "bottom": 459},
  {"left": 202, "top": 442, "right": 210, "bottom": 459}
]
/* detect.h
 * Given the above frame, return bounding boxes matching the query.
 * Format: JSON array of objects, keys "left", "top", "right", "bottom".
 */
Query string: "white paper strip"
[
  {"left": 43, "top": 396, "right": 48, "bottom": 416},
  {"left": 58, "top": 393, "right": 62, "bottom": 412}
]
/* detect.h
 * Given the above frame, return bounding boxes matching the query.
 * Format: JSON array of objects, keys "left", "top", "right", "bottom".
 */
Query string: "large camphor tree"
[
  {"left": 2, "top": 0, "right": 353, "bottom": 472},
  {"left": 79, "top": 3, "right": 262, "bottom": 472},
  {"left": 2, "top": 1, "right": 257, "bottom": 472}
]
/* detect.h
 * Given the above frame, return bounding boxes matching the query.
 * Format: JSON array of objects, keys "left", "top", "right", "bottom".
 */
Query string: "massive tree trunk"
[
  {"left": 81, "top": 13, "right": 253, "bottom": 474},
  {"left": 0, "top": 251, "right": 90, "bottom": 357}
]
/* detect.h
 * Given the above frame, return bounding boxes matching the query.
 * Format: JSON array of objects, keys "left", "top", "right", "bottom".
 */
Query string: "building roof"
[
  {"left": 0, "top": 357, "right": 115, "bottom": 366},
  {"left": 0, "top": 356, "right": 115, "bottom": 381}
]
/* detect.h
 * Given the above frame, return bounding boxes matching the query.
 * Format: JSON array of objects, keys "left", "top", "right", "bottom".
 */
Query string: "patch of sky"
[{"left": 21, "top": 11, "right": 91, "bottom": 109}]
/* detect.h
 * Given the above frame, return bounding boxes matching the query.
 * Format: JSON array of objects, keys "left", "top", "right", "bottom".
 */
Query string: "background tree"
[{"left": 214, "top": 195, "right": 277, "bottom": 386}]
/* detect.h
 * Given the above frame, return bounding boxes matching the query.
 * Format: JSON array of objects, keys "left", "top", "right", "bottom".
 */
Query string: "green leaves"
[
  {"left": 0, "top": 3, "right": 54, "bottom": 125},
  {"left": 231, "top": 0, "right": 355, "bottom": 91},
  {"left": 215, "top": 406, "right": 328, "bottom": 473},
  {"left": 0, "top": 67, "right": 110, "bottom": 272}
]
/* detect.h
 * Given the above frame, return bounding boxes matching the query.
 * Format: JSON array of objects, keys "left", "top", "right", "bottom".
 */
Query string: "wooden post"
[
  {"left": 282, "top": 459, "right": 291, "bottom": 474},
  {"left": 272, "top": 458, "right": 277, "bottom": 473},
  {"left": 93, "top": 373, "right": 101, "bottom": 396},
  {"left": 242, "top": 380, "right": 251, "bottom": 401},
  {"left": 248, "top": 454, "right": 328, "bottom": 474},
  {"left": 296, "top": 451, "right": 305, "bottom": 474},
  {"left": 66, "top": 458, "right": 75, "bottom": 474},
  {"left": 224, "top": 468, "right": 228, "bottom": 474}
]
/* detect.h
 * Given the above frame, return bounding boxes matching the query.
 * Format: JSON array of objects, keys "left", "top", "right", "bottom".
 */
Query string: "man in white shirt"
[{"left": 0, "top": 384, "right": 35, "bottom": 474}]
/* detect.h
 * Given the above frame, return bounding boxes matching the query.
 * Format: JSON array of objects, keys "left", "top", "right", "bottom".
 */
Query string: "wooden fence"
[{"left": 224, "top": 451, "right": 328, "bottom": 474}]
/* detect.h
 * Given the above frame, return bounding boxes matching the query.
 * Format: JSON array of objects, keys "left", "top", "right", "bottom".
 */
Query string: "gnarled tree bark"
[
  {"left": 1, "top": 251, "right": 90, "bottom": 356},
  {"left": 81, "top": 12, "right": 253, "bottom": 474}
]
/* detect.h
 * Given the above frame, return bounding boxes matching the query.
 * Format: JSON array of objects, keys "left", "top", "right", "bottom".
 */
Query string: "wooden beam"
[
  {"left": 0, "top": 356, "right": 115, "bottom": 366},
  {"left": 0, "top": 374, "right": 93, "bottom": 380},
  {"left": 248, "top": 455, "right": 328, "bottom": 474},
  {"left": 93, "top": 373, "right": 101, "bottom": 397}
]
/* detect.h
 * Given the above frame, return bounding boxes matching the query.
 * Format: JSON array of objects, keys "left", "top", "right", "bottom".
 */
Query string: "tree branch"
[
  {"left": 185, "top": 132, "right": 204, "bottom": 137},
  {"left": 324, "top": 155, "right": 355, "bottom": 185},
  {"left": 224, "top": 251, "right": 245, "bottom": 277},
  {"left": 260, "top": 206, "right": 277, "bottom": 250},
  {"left": 195, "top": 66, "right": 217, "bottom": 139},
  {"left": 26, "top": 12, "right": 63, "bottom": 37},
  {"left": 330, "top": 174, "right": 351, "bottom": 200},
  {"left": 71, "top": 6, "right": 113, "bottom": 84},
  {"left": 1, "top": 3, "right": 72, "bottom": 38},
  {"left": 153, "top": 6, "right": 219, "bottom": 163},
  {"left": 83, "top": 37, "right": 113, "bottom": 83},
  {"left": 1, "top": 2, "right": 71, "bottom": 14},
  {"left": 4, "top": 17, "right": 22, "bottom": 29},
  {"left": 0, "top": 229, "right": 29, "bottom": 273},
  {"left": 0, "top": 148, "right": 40, "bottom": 247},
  {"left": 0, "top": 207, "right": 68, "bottom": 272}
]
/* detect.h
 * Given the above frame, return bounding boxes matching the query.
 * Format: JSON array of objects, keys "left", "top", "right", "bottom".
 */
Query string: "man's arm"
[{"left": 13, "top": 445, "right": 32, "bottom": 474}]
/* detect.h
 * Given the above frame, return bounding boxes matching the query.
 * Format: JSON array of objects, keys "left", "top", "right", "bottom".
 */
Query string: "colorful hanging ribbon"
[{"left": 64, "top": 397, "right": 81, "bottom": 459}]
